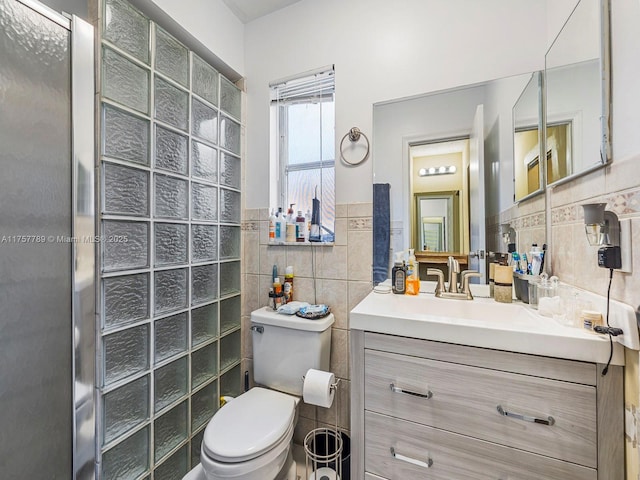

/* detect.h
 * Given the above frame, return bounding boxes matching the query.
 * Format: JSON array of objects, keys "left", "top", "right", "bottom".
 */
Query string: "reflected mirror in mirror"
[
  {"left": 513, "top": 72, "right": 544, "bottom": 201},
  {"left": 411, "top": 140, "right": 466, "bottom": 254},
  {"left": 416, "top": 193, "right": 460, "bottom": 253},
  {"left": 545, "top": 0, "right": 610, "bottom": 185}
]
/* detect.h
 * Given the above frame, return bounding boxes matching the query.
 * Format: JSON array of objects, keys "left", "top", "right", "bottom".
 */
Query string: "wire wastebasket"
[{"left": 304, "top": 427, "right": 343, "bottom": 480}]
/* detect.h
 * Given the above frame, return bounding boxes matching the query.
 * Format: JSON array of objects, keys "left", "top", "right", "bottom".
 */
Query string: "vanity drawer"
[
  {"left": 365, "top": 411, "right": 597, "bottom": 480},
  {"left": 364, "top": 349, "right": 597, "bottom": 467}
]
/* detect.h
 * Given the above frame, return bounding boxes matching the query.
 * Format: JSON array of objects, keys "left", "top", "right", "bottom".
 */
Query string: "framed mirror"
[
  {"left": 545, "top": 0, "right": 611, "bottom": 186},
  {"left": 513, "top": 71, "right": 544, "bottom": 202},
  {"left": 415, "top": 192, "right": 460, "bottom": 252}
]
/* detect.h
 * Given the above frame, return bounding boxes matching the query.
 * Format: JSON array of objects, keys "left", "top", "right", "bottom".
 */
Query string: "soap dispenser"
[{"left": 406, "top": 249, "right": 420, "bottom": 295}]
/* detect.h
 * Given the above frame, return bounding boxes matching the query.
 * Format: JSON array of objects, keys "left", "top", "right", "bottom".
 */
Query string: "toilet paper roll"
[
  {"left": 309, "top": 467, "right": 339, "bottom": 480},
  {"left": 303, "top": 369, "right": 335, "bottom": 408}
]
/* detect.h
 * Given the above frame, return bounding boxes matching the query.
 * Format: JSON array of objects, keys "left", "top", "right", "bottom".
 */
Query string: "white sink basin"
[
  {"left": 391, "top": 293, "right": 537, "bottom": 324},
  {"left": 350, "top": 289, "right": 626, "bottom": 365}
]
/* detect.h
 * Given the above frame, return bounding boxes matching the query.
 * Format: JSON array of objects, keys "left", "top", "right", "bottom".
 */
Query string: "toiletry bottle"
[
  {"left": 295, "top": 210, "right": 305, "bottom": 242},
  {"left": 268, "top": 209, "right": 276, "bottom": 242},
  {"left": 287, "top": 203, "right": 295, "bottom": 222},
  {"left": 406, "top": 249, "right": 420, "bottom": 295},
  {"left": 391, "top": 253, "right": 406, "bottom": 294},
  {"left": 273, "top": 277, "right": 283, "bottom": 308},
  {"left": 305, "top": 209, "right": 312, "bottom": 241},
  {"left": 285, "top": 220, "right": 296, "bottom": 242},
  {"left": 277, "top": 208, "right": 286, "bottom": 241},
  {"left": 284, "top": 266, "right": 294, "bottom": 302},
  {"left": 530, "top": 244, "right": 542, "bottom": 275},
  {"left": 275, "top": 207, "right": 284, "bottom": 241}
]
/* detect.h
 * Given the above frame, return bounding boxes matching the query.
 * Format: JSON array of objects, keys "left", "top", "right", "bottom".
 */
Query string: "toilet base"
[{"left": 183, "top": 450, "right": 296, "bottom": 480}]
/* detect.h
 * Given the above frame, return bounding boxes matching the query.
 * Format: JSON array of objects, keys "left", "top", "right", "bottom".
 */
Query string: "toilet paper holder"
[{"left": 302, "top": 374, "right": 340, "bottom": 394}]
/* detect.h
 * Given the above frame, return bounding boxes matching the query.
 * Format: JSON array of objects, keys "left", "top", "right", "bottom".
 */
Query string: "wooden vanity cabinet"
[{"left": 350, "top": 331, "right": 623, "bottom": 480}]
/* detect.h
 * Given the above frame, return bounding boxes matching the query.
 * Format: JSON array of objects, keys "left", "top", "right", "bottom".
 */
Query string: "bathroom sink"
[
  {"left": 392, "top": 293, "right": 537, "bottom": 325},
  {"left": 350, "top": 287, "right": 627, "bottom": 365}
]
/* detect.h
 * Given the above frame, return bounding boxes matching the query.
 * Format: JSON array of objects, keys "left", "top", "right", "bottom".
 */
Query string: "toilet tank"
[{"left": 251, "top": 307, "right": 334, "bottom": 396}]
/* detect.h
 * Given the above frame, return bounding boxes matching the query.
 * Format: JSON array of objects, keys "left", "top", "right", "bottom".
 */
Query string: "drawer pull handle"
[
  {"left": 390, "top": 383, "right": 433, "bottom": 399},
  {"left": 496, "top": 405, "right": 555, "bottom": 426},
  {"left": 390, "top": 447, "right": 433, "bottom": 468}
]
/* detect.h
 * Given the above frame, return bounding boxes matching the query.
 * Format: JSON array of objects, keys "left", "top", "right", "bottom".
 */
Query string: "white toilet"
[{"left": 184, "top": 306, "right": 334, "bottom": 480}]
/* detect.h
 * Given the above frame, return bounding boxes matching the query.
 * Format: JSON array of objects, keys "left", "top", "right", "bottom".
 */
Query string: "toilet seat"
[
  {"left": 203, "top": 387, "right": 296, "bottom": 462},
  {"left": 200, "top": 420, "right": 294, "bottom": 479}
]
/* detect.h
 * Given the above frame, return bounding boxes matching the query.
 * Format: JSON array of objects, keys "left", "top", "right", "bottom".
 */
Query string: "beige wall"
[
  {"left": 495, "top": 153, "right": 640, "bottom": 477},
  {"left": 241, "top": 203, "right": 373, "bottom": 442}
]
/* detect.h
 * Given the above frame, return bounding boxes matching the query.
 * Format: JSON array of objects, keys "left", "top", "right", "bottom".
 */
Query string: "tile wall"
[
  {"left": 496, "top": 154, "right": 640, "bottom": 476},
  {"left": 241, "top": 203, "right": 374, "bottom": 443}
]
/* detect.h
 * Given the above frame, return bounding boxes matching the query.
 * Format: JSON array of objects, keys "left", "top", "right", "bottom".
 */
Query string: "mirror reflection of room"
[{"left": 410, "top": 140, "right": 468, "bottom": 277}]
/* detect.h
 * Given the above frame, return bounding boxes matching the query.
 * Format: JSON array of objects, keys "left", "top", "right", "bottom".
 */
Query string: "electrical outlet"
[{"left": 618, "top": 218, "right": 633, "bottom": 273}]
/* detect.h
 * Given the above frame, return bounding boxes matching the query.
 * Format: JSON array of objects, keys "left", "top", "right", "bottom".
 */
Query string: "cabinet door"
[
  {"left": 365, "top": 349, "right": 597, "bottom": 467},
  {"left": 365, "top": 411, "right": 597, "bottom": 480}
]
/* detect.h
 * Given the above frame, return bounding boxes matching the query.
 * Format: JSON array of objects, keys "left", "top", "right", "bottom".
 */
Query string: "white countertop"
[{"left": 350, "top": 287, "right": 626, "bottom": 365}]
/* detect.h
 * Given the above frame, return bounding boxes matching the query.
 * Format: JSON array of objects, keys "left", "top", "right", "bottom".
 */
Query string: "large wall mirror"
[
  {"left": 545, "top": 0, "right": 611, "bottom": 185},
  {"left": 372, "top": 0, "right": 611, "bottom": 283},
  {"left": 373, "top": 73, "right": 533, "bottom": 283}
]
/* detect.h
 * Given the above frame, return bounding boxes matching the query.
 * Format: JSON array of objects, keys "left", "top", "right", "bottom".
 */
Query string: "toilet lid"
[{"left": 203, "top": 387, "right": 296, "bottom": 462}]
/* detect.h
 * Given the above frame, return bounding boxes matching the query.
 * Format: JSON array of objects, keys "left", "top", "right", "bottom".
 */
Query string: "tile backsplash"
[{"left": 241, "top": 202, "right": 373, "bottom": 442}]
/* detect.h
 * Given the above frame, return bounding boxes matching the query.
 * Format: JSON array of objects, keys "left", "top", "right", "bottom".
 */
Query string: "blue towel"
[{"left": 373, "top": 183, "right": 391, "bottom": 285}]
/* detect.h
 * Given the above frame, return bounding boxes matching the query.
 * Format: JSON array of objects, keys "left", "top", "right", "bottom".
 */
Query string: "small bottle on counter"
[{"left": 391, "top": 253, "right": 406, "bottom": 294}]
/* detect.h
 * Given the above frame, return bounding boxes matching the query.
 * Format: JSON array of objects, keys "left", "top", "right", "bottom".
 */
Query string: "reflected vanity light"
[
  {"left": 582, "top": 203, "right": 620, "bottom": 246},
  {"left": 419, "top": 165, "right": 457, "bottom": 176}
]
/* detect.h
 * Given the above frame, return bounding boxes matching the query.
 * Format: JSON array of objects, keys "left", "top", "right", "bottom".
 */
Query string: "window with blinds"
[{"left": 270, "top": 66, "right": 335, "bottom": 241}]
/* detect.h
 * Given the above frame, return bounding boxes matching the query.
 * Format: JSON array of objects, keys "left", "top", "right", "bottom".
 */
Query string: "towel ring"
[{"left": 340, "top": 127, "right": 370, "bottom": 166}]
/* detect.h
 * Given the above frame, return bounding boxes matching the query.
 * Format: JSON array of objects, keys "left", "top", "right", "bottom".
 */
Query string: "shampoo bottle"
[
  {"left": 268, "top": 209, "right": 276, "bottom": 242},
  {"left": 406, "top": 249, "right": 420, "bottom": 295},
  {"left": 391, "top": 252, "right": 406, "bottom": 294}
]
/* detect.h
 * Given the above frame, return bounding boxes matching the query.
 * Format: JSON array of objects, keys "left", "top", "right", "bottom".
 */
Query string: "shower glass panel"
[
  {"left": 97, "top": 0, "right": 243, "bottom": 476},
  {"left": 0, "top": 1, "right": 73, "bottom": 478}
]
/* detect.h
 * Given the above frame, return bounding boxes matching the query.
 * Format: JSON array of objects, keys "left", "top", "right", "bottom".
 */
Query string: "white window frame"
[{"left": 270, "top": 66, "right": 335, "bottom": 237}]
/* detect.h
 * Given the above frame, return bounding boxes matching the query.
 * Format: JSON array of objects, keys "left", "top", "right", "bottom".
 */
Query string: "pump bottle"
[{"left": 406, "top": 248, "right": 420, "bottom": 295}]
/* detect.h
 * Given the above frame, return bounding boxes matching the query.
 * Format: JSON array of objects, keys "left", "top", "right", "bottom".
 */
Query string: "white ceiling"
[{"left": 221, "top": 0, "right": 303, "bottom": 23}]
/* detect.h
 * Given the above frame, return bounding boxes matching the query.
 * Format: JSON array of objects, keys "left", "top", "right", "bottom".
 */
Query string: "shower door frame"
[{"left": 14, "top": 2, "right": 97, "bottom": 479}]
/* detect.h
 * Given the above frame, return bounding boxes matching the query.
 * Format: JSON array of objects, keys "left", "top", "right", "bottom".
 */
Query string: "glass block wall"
[{"left": 96, "top": 0, "right": 243, "bottom": 478}]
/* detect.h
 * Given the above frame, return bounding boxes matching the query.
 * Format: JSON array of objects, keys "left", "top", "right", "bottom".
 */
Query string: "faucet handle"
[
  {"left": 426, "top": 268, "right": 445, "bottom": 296},
  {"left": 460, "top": 270, "right": 481, "bottom": 298}
]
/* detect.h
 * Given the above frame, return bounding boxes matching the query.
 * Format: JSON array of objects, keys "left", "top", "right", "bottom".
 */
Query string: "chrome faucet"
[
  {"left": 447, "top": 257, "right": 460, "bottom": 293},
  {"left": 426, "top": 256, "right": 480, "bottom": 300}
]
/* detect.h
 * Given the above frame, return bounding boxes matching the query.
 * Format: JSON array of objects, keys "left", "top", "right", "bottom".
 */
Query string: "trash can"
[{"left": 304, "top": 428, "right": 350, "bottom": 480}]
